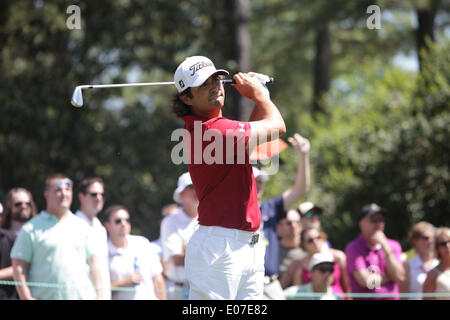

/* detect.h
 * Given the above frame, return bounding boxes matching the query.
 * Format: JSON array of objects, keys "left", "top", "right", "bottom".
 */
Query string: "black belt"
[{"left": 167, "top": 278, "right": 188, "bottom": 287}]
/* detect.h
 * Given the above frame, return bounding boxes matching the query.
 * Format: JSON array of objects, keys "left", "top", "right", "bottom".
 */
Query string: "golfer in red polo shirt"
[{"left": 171, "top": 56, "right": 285, "bottom": 299}]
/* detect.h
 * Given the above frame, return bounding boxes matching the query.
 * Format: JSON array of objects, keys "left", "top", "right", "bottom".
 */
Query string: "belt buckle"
[{"left": 250, "top": 233, "right": 259, "bottom": 245}]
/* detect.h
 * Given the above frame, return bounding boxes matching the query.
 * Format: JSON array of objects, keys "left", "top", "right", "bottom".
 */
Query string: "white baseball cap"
[
  {"left": 308, "top": 251, "right": 335, "bottom": 271},
  {"left": 174, "top": 56, "right": 229, "bottom": 93},
  {"left": 173, "top": 172, "right": 193, "bottom": 204}
]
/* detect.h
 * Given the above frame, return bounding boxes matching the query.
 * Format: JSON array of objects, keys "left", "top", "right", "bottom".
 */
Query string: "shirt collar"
[{"left": 75, "top": 210, "right": 98, "bottom": 227}]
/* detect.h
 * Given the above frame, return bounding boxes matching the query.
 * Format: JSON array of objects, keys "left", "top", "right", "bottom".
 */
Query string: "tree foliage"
[{"left": 0, "top": 1, "right": 448, "bottom": 244}]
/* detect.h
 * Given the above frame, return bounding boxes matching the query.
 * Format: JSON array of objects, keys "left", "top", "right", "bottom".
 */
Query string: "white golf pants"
[{"left": 185, "top": 225, "right": 265, "bottom": 300}]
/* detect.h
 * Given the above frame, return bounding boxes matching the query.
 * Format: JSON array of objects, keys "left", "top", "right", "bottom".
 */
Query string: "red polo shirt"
[{"left": 182, "top": 115, "right": 261, "bottom": 232}]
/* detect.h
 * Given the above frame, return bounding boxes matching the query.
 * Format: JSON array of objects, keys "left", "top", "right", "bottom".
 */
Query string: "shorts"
[{"left": 185, "top": 225, "right": 265, "bottom": 300}]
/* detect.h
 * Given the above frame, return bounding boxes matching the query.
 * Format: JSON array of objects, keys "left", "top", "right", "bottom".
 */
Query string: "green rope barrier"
[{"left": 1, "top": 280, "right": 449, "bottom": 298}]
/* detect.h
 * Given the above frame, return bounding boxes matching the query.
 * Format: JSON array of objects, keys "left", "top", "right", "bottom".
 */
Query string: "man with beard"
[
  {"left": 1, "top": 188, "right": 38, "bottom": 235},
  {"left": 0, "top": 188, "right": 38, "bottom": 299}
]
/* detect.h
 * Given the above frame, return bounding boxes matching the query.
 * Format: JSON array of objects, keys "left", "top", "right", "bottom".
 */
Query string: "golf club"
[{"left": 71, "top": 74, "right": 274, "bottom": 107}]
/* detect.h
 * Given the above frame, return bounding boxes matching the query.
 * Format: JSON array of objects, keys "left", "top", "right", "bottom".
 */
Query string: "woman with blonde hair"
[
  {"left": 423, "top": 227, "right": 450, "bottom": 300},
  {"left": 399, "top": 221, "right": 439, "bottom": 299}
]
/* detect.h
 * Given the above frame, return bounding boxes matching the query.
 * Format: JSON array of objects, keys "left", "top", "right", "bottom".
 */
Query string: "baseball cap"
[
  {"left": 173, "top": 172, "right": 193, "bottom": 204},
  {"left": 308, "top": 251, "right": 335, "bottom": 271},
  {"left": 359, "top": 203, "right": 385, "bottom": 221},
  {"left": 174, "top": 56, "right": 229, "bottom": 93},
  {"left": 298, "top": 201, "right": 323, "bottom": 217},
  {"left": 252, "top": 166, "right": 269, "bottom": 182}
]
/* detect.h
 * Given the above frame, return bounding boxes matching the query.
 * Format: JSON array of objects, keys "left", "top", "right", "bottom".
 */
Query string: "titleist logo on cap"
[{"left": 189, "top": 61, "right": 214, "bottom": 76}]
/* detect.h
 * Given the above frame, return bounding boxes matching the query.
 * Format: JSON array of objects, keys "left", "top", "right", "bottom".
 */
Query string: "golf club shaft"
[
  {"left": 71, "top": 75, "right": 274, "bottom": 107},
  {"left": 79, "top": 82, "right": 175, "bottom": 89},
  {"left": 79, "top": 77, "right": 274, "bottom": 89}
]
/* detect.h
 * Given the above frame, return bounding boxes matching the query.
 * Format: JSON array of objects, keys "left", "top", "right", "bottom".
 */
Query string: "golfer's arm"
[
  {"left": 249, "top": 95, "right": 286, "bottom": 145},
  {"left": 12, "top": 259, "right": 35, "bottom": 300}
]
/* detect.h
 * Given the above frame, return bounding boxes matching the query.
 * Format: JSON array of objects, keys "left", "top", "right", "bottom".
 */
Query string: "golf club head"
[{"left": 71, "top": 86, "right": 83, "bottom": 107}]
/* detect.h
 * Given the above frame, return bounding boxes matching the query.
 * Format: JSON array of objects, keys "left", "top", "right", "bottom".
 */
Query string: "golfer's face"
[{"left": 189, "top": 74, "right": 225, "bottom": 117}]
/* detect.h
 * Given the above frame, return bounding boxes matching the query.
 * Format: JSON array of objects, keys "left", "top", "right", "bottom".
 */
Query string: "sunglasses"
[
  {"left": 303, "top": 211, "right": 321, "bottom": 219},
  {"left": 305, "top": 236, "right": 323, "bottom": 244},
  {"left": 437, "top": 240, "right": 450, "bottom": 247},
  {"left": 313, "top": 265, "right": 334, "bottom": 273},
  {"left": 370, "top": 216, "right": 385, "bottom": 223},
  {"left": 418, "top": 235, "right": 431, "bottom": 241},
  {"left": 87, "top": 192, "right": 104, "bottom": 198},
  {"left": 114, "top": 218, "right": 130, "bottom": 225},
  {"left": 14, "top": 201, "right": 32, "bottom": 208},
  {"left": 54, "top": 179, "right": 73, "bottom": 188}
]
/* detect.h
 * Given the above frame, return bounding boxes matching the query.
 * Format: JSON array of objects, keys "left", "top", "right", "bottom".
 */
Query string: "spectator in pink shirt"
[{"left": 345, "top": 203, "right": 405, "bottom": 299}]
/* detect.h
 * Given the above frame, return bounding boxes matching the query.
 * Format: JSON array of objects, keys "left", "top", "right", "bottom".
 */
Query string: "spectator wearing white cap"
[
  {"left": 284, "top": 251, "right": 339, "bottom": 300},
  {"left": 160, "top": 172, "right": 198, "bottom": 299}
]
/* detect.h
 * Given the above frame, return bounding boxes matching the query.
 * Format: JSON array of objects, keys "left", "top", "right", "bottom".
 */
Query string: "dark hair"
[
  {"left": 172, "top": 88, "right": 193, "bottom": 118},
  {"left": 1, "top": 188, "right": 38, "bottom": 229},
  {"left": 78, "top": 177, "right": 104, "bottom": 195},
  {"left": 103, "top": 204, "right": 129, "bottom": 223}
]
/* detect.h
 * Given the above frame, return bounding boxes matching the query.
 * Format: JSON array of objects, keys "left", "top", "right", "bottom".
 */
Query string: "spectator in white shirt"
[
  {"left": 160, "top": 172, "right": 198, "bottom": 299},
  {"left": 104, "top": 205, "right": 166, "bottom": 300},
  {"left": 75, "top": 177, "right": 111, "bottom": 300}
]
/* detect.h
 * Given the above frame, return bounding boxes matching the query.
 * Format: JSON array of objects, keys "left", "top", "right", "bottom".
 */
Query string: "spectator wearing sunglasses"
[
  {"left": 104, "top": 205, "right": 166, "bottom": 300},
  {"left": 281, "top": 227, "right": 350, "bottom": 297},
  {"left": 345, "top": 203, "right": 405, "bottom": 300},
  {"left": 297, "top": 202, "right": 332, "bottom": 249},
  {"left": 1, "top": 188, "right": 37, "bottom": 300},
  {"left": 75, "top": 177, "right": 111, "bottom": 300},
  {"left": 1, "top": 188, "right": 37, "bottom": 235},
  {"left": 11, "top": 174, "right": 103, "bottom": 300},
  {"left": 399, "top": 222, "right": 439, "bottom": 299},
  {"left": 284, "top": 251, "right": 340, "bottom": 300},
  {"left": 423, "top": 227, "right": 450, "bottom": 300}
]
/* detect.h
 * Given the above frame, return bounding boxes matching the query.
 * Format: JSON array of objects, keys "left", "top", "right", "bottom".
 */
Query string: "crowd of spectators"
[{"left": 0, "top": 141, "right": 448, "bottom": 300}]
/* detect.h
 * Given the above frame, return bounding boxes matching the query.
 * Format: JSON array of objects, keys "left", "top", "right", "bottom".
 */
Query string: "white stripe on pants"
[{"left": 185, "top": 225, "right": 265, "bottom": 300}]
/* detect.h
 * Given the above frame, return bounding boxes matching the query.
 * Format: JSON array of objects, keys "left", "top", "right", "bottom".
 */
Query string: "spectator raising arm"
[{"left": 282, "top": 133, "right": 310, "bottom": 211}]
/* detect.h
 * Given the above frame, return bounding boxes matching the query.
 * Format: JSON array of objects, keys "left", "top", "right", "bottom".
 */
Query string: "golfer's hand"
[
  {"left": 232, "top": 72, "right": 269, "bottom": 101},
  {"left": 288, "top": 133, "right": 310, "bottom": 154}
]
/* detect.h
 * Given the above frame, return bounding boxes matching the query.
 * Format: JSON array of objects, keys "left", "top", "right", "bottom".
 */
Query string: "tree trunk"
[
  {"left": 415, "top": 0, "right": 440, "bottom": 71},
  {"left": 313, "top": 22, "right": 331, "bottom": 115},
  {"left": 224, "top": 0, "right": 252, "bottom": 121}
]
